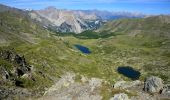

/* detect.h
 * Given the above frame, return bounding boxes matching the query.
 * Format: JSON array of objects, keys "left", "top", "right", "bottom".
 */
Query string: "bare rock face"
[
  {"left": 41, "top": 73, "right": 103, "bottom": 100},
  {"left": 110, "top": 93, "right": 129, "bottom": 100},
  {"left": 29, "top": 7, "right": 104, "bottom": 33},
  {"left": 144, "top": 76, "right": 164, "bottom": 93}
]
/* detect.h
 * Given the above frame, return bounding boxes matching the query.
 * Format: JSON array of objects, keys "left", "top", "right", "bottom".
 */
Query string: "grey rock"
[
  {"left": 89, "top": 78, "right": 102, "bottom": 91},
  {"left": 114, "top": 80, "right": 142, "bottom": 89},
  {"left": 160, "top": 84, "right": 170, "bottom": 99},
  {"left": 30, "top": 8, "right": 104, "bottom": 33},
  {"left": 41, "top": 73, "right": 103, "bottom": 100},
  {"left": 144, "top": 76, "right": 163, "bottom": 93},
  {"left": 0, "top": 50, "right": 31, "bottom": 77},
  {"left": 110, "top": 93, "right": 129, "bottom": 100},
  {"left": 0, "top": 87, "right": 33, "bottom": 100}
]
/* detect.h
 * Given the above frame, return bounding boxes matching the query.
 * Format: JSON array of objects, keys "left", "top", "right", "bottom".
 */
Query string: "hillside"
[
  {"left": 0, "top": 4, "right": 170, "bottom": 100},
  {"left": 97, "top": 15, "right": 170, "bottom": 39},
  {"left": 0, "top": 7, "right": 52, "bottom": 45}
]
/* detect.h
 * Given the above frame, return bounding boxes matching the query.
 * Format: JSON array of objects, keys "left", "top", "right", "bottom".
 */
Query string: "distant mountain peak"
[{"left": 27, "top": 6, "right": 148, "bottom": 33}]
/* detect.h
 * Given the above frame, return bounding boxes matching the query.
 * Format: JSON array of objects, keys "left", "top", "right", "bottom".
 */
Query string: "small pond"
[
  {"left": 117, "top": 66, "right": 141, "bottom": 80},
  {"left": 74, "top": 44, "right": 91, "bottom": 54}
]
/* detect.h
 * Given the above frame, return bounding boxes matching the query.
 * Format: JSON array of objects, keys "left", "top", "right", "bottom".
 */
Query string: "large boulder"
[
  {"left": 110, "top": 93, "right": 129, "bottom": 100},
  {"left": 144, "top": 76, "right": 164, "bottom": 93}
]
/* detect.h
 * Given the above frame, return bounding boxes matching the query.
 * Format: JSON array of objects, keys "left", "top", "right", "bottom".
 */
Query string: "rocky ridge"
[
  {"left": 29, "top": 6, "right": 145, "bottom": 33},
  {"left": 29, "top": 7, "right": 104, "bottom": 33}
]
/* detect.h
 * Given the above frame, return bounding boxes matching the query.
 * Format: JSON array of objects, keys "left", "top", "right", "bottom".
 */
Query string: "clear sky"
[{"left": 0, "top": 0, "right": 170, "bottom": 14}]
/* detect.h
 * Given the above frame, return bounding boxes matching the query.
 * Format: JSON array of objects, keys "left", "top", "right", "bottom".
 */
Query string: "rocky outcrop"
[
  {"left": 144, "top": 76, "right": 164, "bottom": 93},
  {"left": 0, "top": 49, "right": 34, "bottom": 86},
  {"left": 114, "top": 80, "right": 142, "bottom": 89},
  {"left": 0, "top": 49, "right": 35, "bottom": 99},
  {"left": 110, "top": 93, "right": 129, "bottom": 100},
  {"left": 112, "top": 76, "right": 170, "bottom": 100},
  {"left": 0, "top": 50, "right": 32, "bottom": 77},
  {"left": 0, "top": 87, "right": 32, "bottom": 99},
  {"left": 41, "top": 73, "right": 103, "bottom": 100}
]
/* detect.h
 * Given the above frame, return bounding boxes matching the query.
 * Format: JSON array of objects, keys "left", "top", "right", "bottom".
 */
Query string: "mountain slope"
[
  {"left": 0, "top": 6, "right": 51, "bottom": 45},
  {"left": 97, "top": 15, "right": 170, "bottom": 39},
  {"left": 0, "top": 4, "right": 170, "bottom": 100},
  {"left": 29, "top": 6, "right": 146, "bottom": 33},
  {"left": 29, "top": 7, "right": 104, "bottom": 33}
]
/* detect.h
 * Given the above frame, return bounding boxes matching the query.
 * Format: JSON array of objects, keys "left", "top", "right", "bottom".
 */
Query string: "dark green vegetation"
[
  {"left": 56, "top": 30, "right": 122, "bottom": 39},
  {"left": 0, "top": 4, "right": 170, "bottom": 99},
  {"left": 74, "top": 30, "right": 122, "bottom": 39}
]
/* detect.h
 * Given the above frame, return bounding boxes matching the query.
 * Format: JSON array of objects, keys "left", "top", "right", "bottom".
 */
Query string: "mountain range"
[
  {"left": 29, "top": 6, "right": 146, "bottom": 33},
  {"left": 0, "top": 4, "right": 147, "bottom": 33},
  {"left": 0, "top": 4, "right": 170, "bottom": 100}
]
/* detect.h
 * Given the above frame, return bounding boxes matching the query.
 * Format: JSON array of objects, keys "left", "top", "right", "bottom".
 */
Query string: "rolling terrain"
[
  {"left": 97, "top": 15, "right": 170, "bottom": 38},
  {"left": 0, "top": 4, "right": 170, "bottom": 100}
]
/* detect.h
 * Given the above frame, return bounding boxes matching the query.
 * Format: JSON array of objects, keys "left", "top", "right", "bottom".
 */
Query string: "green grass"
[
  {"left": 1, "top": 33, "right": 170, "bottom": 98},
  {"left": 0, "top": 10, "right": 170, "bottom": 98},
  {"left": 0, "top": 58, "right": 13, "bottom": 71}
]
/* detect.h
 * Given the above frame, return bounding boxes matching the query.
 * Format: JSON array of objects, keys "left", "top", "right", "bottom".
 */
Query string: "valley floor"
[{"left": 1, "top": 35, "right": 170, "bottom": 99}]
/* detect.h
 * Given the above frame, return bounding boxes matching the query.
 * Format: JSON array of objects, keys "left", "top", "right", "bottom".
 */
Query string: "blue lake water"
[
  {"left": 117, "top": 66, "right": 141, "bottom": 80},
  {"left": 74, "top": 44, "right": 91, "bottom": 54}
]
